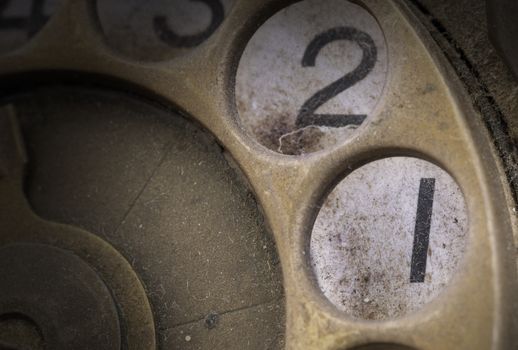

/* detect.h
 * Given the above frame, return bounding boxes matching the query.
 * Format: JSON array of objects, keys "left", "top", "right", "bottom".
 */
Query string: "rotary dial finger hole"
[
  {"left": 96, "top": 0, "right": 234, "bottom": 61},
  {"left": 0, "top": 0, "right": 60, "bottom": 54},
  {"left": 310, "top": 157, "right": 468, "bottom": 320},
  {"left": 236, "top": 0, "right": 388, "bottom": 155}
]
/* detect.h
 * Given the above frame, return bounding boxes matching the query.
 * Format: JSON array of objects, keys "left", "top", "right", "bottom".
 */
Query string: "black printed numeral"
[
  {"left": 0, "top": 0, "right": 49, "bottom": 38},
  {"left": 153, "top": 0, "right": 224, "bottom": 48},
  {"left": 296, "top": 26, "right": 377, "bottom": 128},
  {"left": 410, "top": 178, "right": 436, "bottom": 283}
]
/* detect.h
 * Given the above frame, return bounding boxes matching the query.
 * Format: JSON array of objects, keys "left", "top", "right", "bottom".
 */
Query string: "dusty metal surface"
[
  {"left": 0, "top": 0, "right": 516, "bottom": 349},
  {"left": 406, "top": 0, "right": 518, "bottom": 207},
  {"left": 487, "top": 0, "right": 518, "bottom": 79},
  {"left": 0, "top": 105, "right": 156, "bottom": 350},
  {"left": 1, "top": 87, "right": 285, "bottom": 350}
]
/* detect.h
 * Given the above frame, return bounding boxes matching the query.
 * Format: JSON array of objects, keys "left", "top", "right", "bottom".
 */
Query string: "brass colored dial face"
[
  {"left": 1, "top": 87, "right": 284, "bottom": 350},
  {"left": 0, "top": 0, "right": 516, "bottom": 349}
]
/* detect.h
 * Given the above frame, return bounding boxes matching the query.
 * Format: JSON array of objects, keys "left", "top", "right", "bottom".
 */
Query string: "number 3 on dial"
[{"left": 153, "top": 0, "right": 224, "bottom": 48}]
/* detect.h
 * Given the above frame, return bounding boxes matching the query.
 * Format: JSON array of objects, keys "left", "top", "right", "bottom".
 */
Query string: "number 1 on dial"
[{"left": 410, "top": 178, "right": 436, "bottom": 283}]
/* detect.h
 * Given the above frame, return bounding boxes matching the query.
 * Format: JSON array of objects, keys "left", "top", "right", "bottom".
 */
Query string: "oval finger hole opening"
[
  {"left": 236, "top": 0, "right": 388, "bottom": 155},
  {"left": 96, "top": 0, "right": 234, "bottom": 61},
  {"left": 310, "top": 157, "right": 468, "bottom": 320},
  {"left": 0, "top": 0, "right": 60, "bottom": 54}
]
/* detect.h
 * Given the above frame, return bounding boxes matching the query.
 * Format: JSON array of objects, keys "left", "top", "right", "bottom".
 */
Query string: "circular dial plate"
[
  {"left": 0, "top": 243, "right": 121, "bottom": 350},
  {"left": 0, "top": 0, "right": 515, "bottom": 348},
  {"left": 11, "top": 87, "right": 284, "bottom": 349}
]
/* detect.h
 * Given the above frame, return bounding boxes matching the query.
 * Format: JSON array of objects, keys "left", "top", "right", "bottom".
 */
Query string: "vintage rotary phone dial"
[{"left": 0, "top": 0, "right": 517, "bottom": 349}]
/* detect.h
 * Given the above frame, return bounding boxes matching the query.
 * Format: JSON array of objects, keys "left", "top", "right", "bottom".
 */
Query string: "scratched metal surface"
[
  {"left": 0, "top": 0, "right": 516, "bottom": 349},
  {"left": 12, "top": 87, "right": 285, "bottom": 350}
]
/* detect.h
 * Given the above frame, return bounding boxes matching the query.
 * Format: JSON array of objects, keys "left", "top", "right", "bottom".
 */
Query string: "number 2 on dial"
[{"left": 296, "top": 26, "right": 377, "bottom": 128}]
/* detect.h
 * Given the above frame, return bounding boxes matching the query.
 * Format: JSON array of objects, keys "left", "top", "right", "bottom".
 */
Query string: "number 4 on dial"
[{"left": 0, "top": 0, "right": 49, "bottom": 38}]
